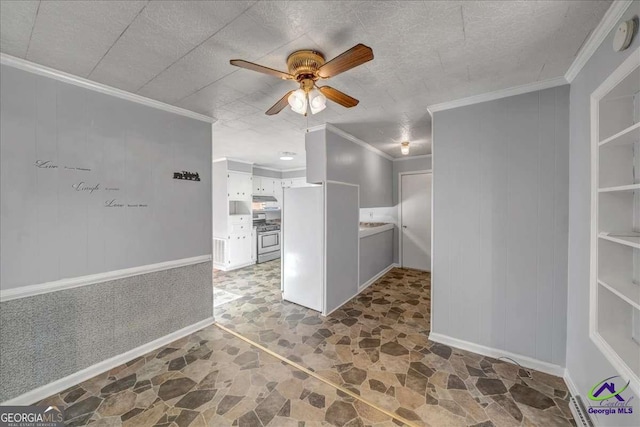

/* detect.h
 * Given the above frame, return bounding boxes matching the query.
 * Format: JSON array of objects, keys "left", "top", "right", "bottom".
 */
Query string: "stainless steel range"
[{"left": 253, "top": 213, "right": 281, "bottom": 263}]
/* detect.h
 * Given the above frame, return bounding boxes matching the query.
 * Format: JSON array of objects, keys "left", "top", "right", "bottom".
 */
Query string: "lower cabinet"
[{"left": 227, "top": 232, "right": 252, "bottom": 268}]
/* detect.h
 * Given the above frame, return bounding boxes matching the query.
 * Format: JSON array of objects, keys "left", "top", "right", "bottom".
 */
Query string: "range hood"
[{"left": 253, "top": 195, "right": 278, "bottom": 202}]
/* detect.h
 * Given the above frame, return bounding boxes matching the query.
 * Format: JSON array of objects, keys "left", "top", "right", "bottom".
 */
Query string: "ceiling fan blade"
[
  {"left": 317, "top": 44, "right": 373, "bottom": 78},
  {"left": 230, "top": 59, "right": 294, "bottom": 80},
  {"left": 318, "top": 86, "right": 359, "bottom": 108},
  {"left": 266, "top": 91, "right": 294, "bottom": 115}
]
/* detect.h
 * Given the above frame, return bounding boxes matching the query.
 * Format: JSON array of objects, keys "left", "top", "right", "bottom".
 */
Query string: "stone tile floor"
[
  {"left": 38, "top": 326, "right": 403, "bottom": 426},
  {"left": 214, "top": 261, "right": 576, "bottom": 427}
]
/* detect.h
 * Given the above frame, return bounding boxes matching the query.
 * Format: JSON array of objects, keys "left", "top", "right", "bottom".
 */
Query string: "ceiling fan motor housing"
[{"left": 287, "top": 50, "right": 326, "bottom": 82}]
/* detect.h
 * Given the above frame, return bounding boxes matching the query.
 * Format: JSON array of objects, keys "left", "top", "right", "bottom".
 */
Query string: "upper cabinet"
[
  {"left": 228, "top": 171, "right": 252, "bottom": 201},
  {"left": 253, "top": 176, "right": 279, "bottom": 196}
]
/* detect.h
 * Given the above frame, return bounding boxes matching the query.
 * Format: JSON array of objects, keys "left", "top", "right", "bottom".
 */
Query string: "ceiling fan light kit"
[{"left": 230, "top": 44, "right": 374, "bottom": 116}]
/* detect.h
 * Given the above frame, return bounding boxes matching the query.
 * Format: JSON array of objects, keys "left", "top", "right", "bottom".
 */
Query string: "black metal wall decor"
[{"left": 173, "top": 171, "right": 200, "bottom": 181}]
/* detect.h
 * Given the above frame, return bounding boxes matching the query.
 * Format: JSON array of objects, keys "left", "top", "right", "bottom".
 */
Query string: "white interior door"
[{"left": 401, "top": 173, "right": 431, "bottom": 271}]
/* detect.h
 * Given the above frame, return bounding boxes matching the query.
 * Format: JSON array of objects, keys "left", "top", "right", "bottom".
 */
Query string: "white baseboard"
[
  {"left": 324, "top": 263, "right": 399, "bottom": 316},
  {"left": 1, "top": 317, "right": 215, "bottom": 406},
  {"left": 213, "top": 260, "right": 256, "bottom": 272},
  {"left": 1, "top": 255, "right": 212, "bottom": 302},
  {"left": 428, "top": 332, "right": 565, "bottom": 377},
  {"left": 564, "top": 368, "right": 581, "bottom": 398},
  {"left": 358, "top": 263, "right": 399, "bottom": 291}
]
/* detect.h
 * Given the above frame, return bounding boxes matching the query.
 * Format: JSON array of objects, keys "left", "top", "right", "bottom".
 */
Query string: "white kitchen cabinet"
[
  {"left": 253, "top": 176, "right": 281, "bottom": 196},
  {"left": 213, "top": 161, "right": 255, "bottom": 271},
  {"left": 228, "top": 171, "right": 251, "bottom": 201},
  {"left": 227, "top": 232, "right": 252, "bottom": 267}
]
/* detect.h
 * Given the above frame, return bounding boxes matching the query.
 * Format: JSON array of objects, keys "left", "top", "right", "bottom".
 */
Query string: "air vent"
[
  {"left": 213, "top": 238, "right": 226, "bottom": 265},
  {"left": 569, "top": 395, "right": 593, "bottom": 427}
]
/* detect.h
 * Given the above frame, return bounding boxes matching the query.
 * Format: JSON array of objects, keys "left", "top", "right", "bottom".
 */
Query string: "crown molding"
[
  {"left": 393, "top": 154, "right": 432, "bottom": 162},
  {"left": 281, "top": 167, "right": 306, "bottom": 172},
  {"left": 308, "top": 124, "right": 395, "bottom": 161},
  {"left": 1, "top": 54, "right": 215, "bottom": 124},
  {"left": 213, "top": 157, "right": 254, "bottom": 165},
  {"left": 564, "top": 0, "right": 635, "bottom": 83},
  {"left": 427, "top": 76, "right": 567, "bottom": 113}
]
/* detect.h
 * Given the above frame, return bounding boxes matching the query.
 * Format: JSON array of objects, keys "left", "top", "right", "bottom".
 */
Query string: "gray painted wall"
[
  {"left": 305, "top": 128, "right": 393, "bottom": 208},
  {"left": 359, "top": 230, "right": 394, "bottom": 286},
  {"left": 0, "top": 65, "right": 213, "bottom": 401},
  {"left": 432, "top": 85, "right": 570, "bottom": 366},
  {"left": 325, "top": 182, "right": 359, "bottom": 314},
  {"left": 306, "top": 129, "right": 326, "bottom": 185},
  {"left": 253, "top": 166, "right": 281, "bottom": 179},
  {"left": 326, "top": 129, "right": 392, "bottom": 208},
  {"left": 226, "top": 160, "right": 252, "bottom": 173},
  {"left": 282, "top": 169, "right": 306, "bottom": 179},
  {"left": 566, "top": 3, "right": 640, "bottom": 425},
  {"left": 0, "top": 64, "right": 212, "bottom": 290},
  {"left": 0, "top": 261, "right": 212, "bottom": 402}
]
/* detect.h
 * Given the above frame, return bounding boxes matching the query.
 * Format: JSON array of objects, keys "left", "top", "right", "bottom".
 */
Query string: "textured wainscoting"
[{"left": 0, "top": 261, "right": 212, "bottom": 402}]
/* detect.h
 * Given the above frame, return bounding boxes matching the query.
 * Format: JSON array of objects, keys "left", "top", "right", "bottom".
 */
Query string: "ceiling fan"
[{"left": 230, "top": 44, "right": 373, "bottom": 116}]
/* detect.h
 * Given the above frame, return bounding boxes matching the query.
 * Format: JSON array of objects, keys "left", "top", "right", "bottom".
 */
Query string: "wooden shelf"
[
  {"left": 598, "top": 277, "right": 640, "bottom": 310},
  {"left": 599, "top": 122, "right": 640, "bottom": 147},
  {"left": 599, "top": 183, "right": 640, "bottom": 193},
  {"left": 599, "top": 232, "right": 640, "bottom": 249}
]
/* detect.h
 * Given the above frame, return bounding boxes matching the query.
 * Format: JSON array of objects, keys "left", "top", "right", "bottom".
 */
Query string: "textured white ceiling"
[{"left": 0, "top": 0, "right": 611, "bottom": 169}]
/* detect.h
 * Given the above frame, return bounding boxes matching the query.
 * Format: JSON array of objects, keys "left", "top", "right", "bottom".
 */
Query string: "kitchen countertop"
[{"left": 359, "top": 222, "right": 394, "bottom": 238}]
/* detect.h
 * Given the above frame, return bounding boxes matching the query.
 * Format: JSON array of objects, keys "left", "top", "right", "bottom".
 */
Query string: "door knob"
[{"left": 402, "top": 225, "right": 407, "bottom": 229}]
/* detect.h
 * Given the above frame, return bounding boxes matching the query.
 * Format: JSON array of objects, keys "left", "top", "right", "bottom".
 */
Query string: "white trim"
[
  {"left": 428, "top": 332, "right": 565, "bottom": 377},
  {"left": 213, "top": 157, "right": 254, "bottom": 165},
  {"left": 213, "top": 260, "right": 256, "bottom": 272},
  {"left": 564, "top": 369, "right": 581, "bottom": 400},
  {"left": 0, "top": 317, "right": 215, "bottom": 406},
  {"left": 308, "top": 124, "right": 395, "bottom": 161},
  {"left": 398, "top": 171, "right": 432, "bottom": 269},
  {"left": 281, "top": 167, "right": 307, "bottom": 172},
  {"left": 393, "top": 154, "right": 432, "bottom": 162},
  {"left": 427, "top": 77, "right": 567, "bottom": 113},
  {"left": 565, "top": 0, "right": 635, "bottom": 83},
  {"left": 0, "top": 255, "right": 212, "bottom": 302},
  {"left": 1, "top": 54, "right": 214, "bottom": 123},
  {"left": 358, "top": 263, "right": 399, "bottom": 292}
]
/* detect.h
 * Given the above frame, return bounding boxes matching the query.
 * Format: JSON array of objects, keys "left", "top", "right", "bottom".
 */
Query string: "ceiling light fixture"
[
  {"left": 308, "top": 87, "right": 327, "bottom": 114},
  {"left": 287, "top": 89, "right": 307, "bottom": 115},
  {"left": 280, "top": 152, "right": 296, "bottom": 161},
  {"left": 287, "top": 84, "right": 327, "bottom": 116},
  {"left": 401, "top": 141, "right": 410, "bottom": 155}
]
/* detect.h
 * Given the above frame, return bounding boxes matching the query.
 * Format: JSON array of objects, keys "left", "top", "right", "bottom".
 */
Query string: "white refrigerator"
[{"left": 282, "top": 186, "right": 324, "bottom": 312}]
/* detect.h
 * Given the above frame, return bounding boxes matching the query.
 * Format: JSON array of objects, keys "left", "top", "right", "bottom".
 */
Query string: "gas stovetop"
[{"left": 255, "top": 224, "right": 280, "bottom": 232}]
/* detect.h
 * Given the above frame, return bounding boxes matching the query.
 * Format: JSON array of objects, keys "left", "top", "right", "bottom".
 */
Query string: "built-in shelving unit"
[{"left": 591, "top": 47, "right": 640, "bottom": 396}]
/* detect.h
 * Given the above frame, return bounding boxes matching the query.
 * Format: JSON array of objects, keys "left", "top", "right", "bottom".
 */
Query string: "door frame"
[{"left": 398, "top": 170, "right": 432, "bottom": 269}]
